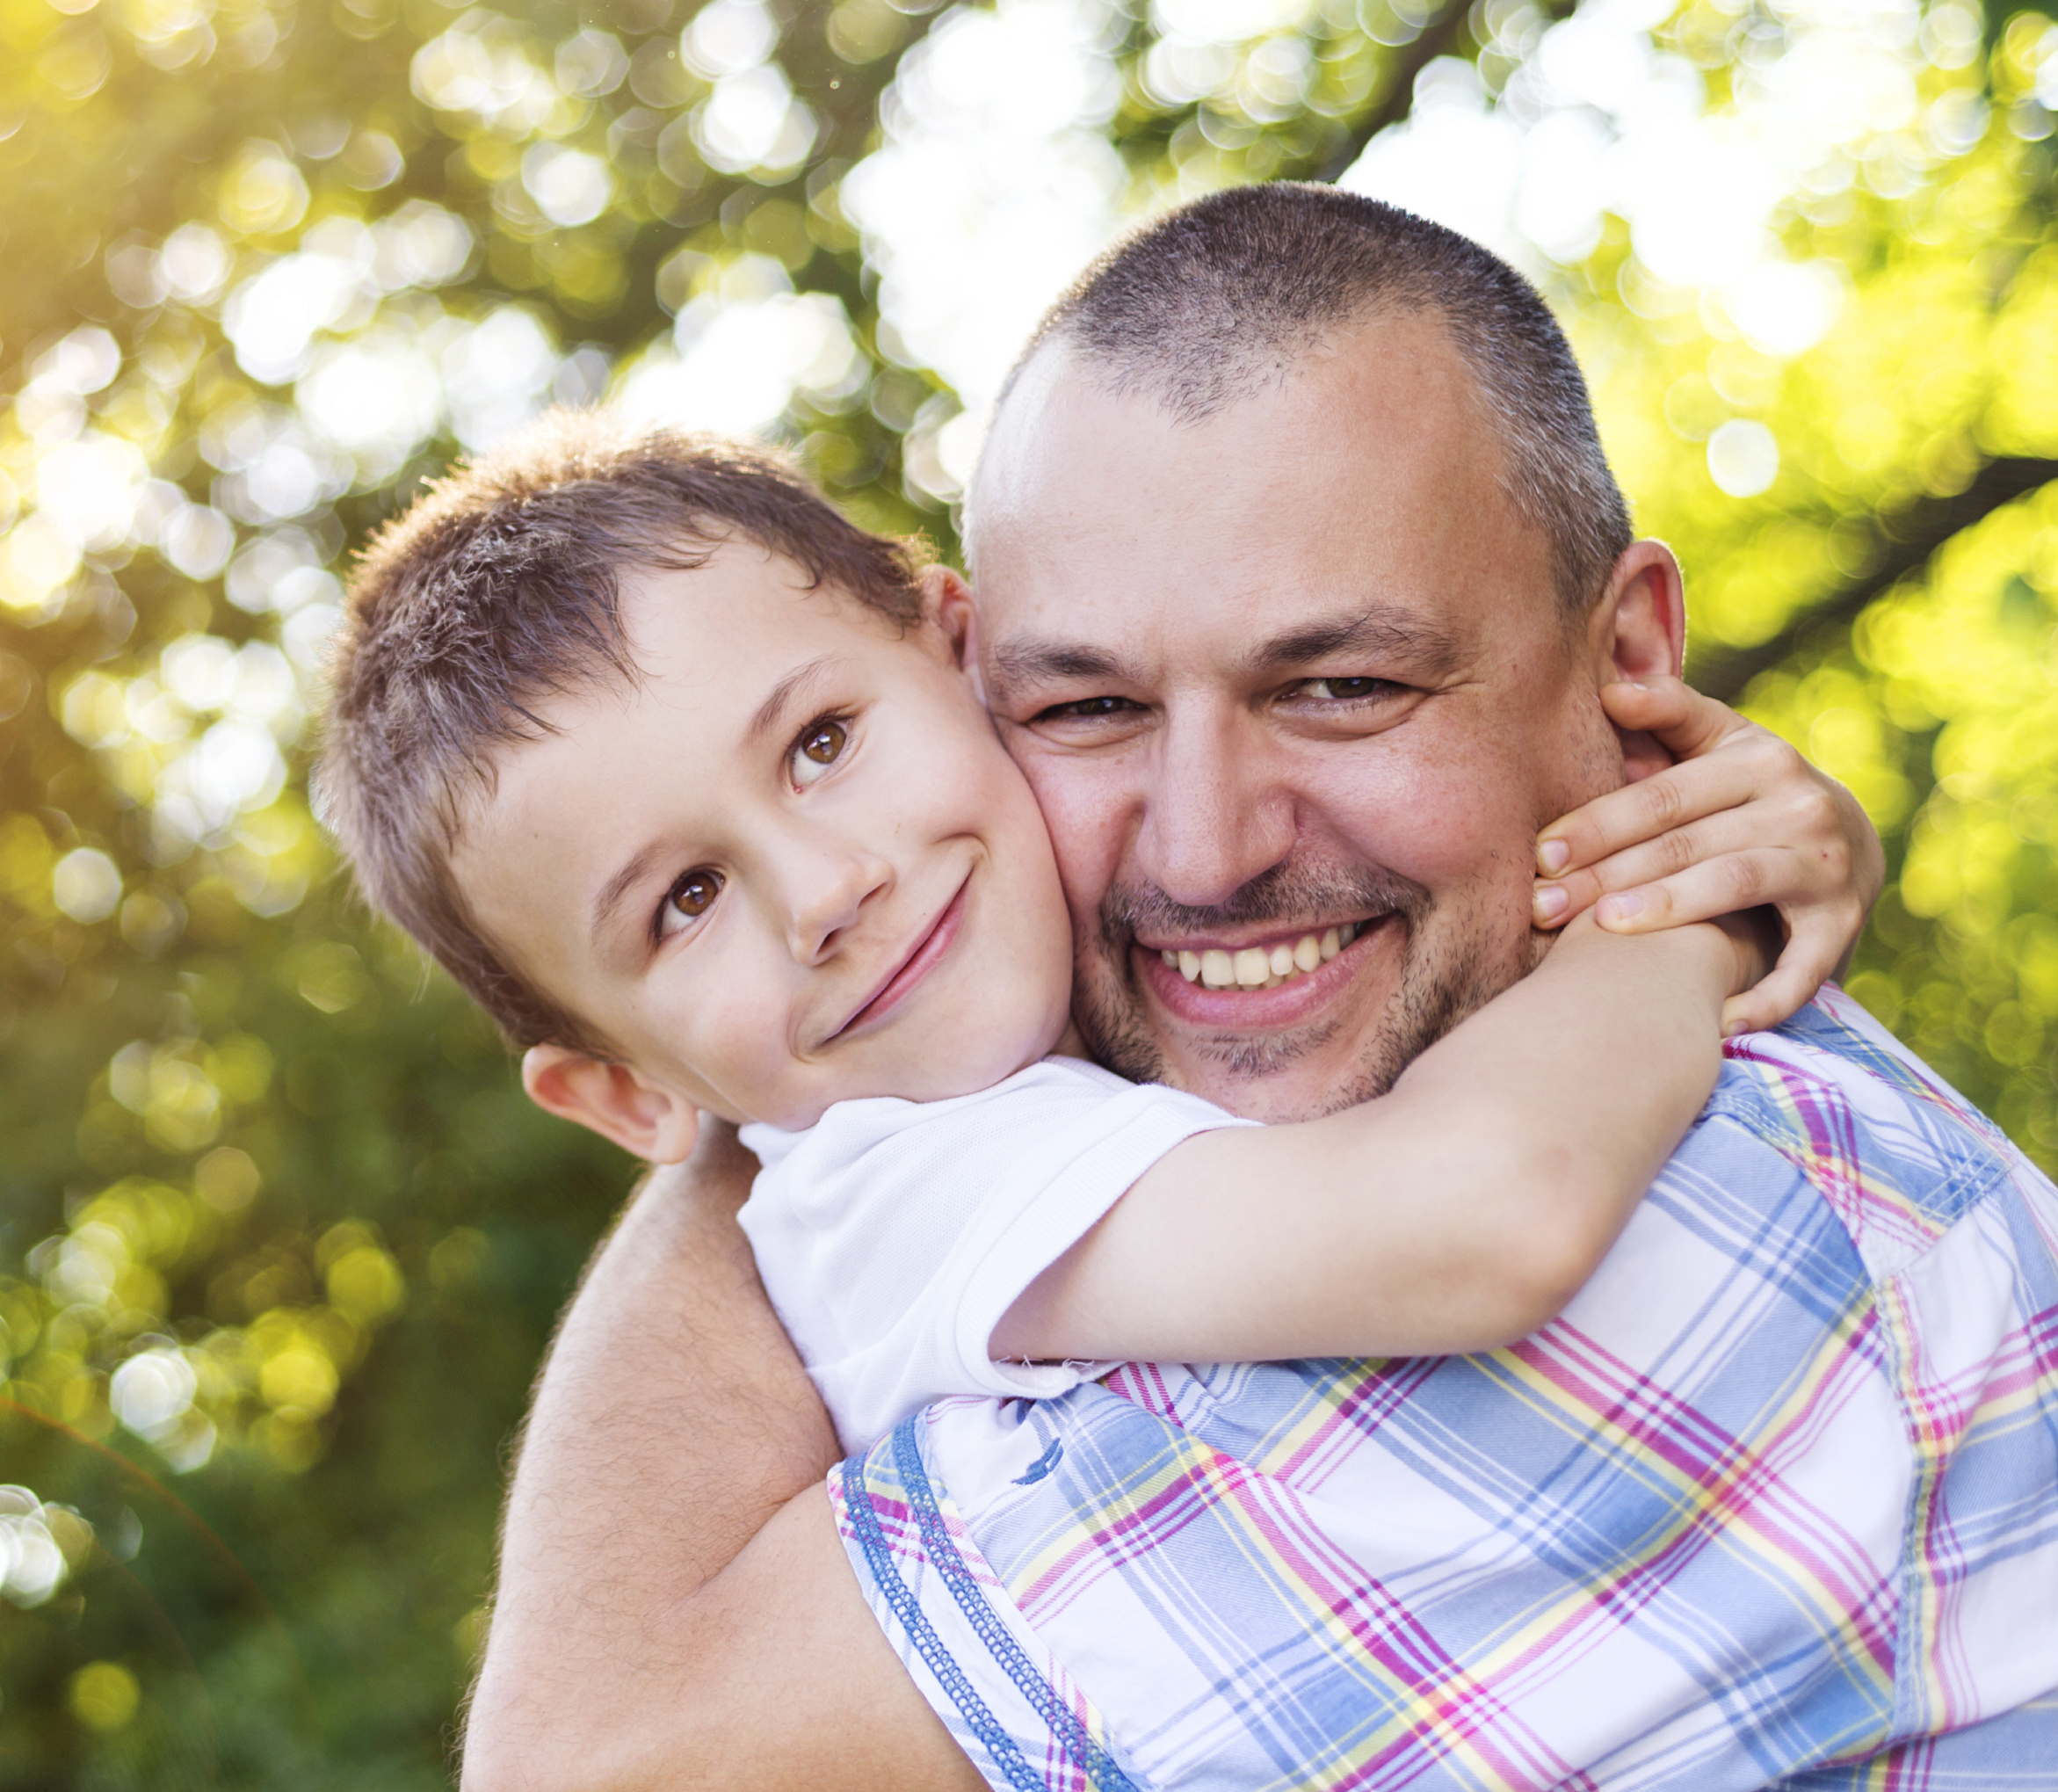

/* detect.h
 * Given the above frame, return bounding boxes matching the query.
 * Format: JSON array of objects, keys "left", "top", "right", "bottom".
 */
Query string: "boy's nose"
[{"left": 780, "top": 838, "right": 895, "bottom": 964}]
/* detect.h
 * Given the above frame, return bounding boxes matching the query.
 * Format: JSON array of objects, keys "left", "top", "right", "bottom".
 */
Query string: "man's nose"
[
  {"left": 1133, "top": 710, "right": 1297, "bottom": 909},
  {"left": 773, "top": 832, "right": 895, "bottom": 964}
]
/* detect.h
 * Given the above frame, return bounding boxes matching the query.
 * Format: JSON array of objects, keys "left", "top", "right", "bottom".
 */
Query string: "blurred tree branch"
[
  {"left": 1317, "top": 0, "right": 1577, "bottom": 183},
  {"left": 1691, "top": 457, "right": 2058, "bottom": 703},
  {"left": 1316, "top": 7, "right": 1471, "bottom": 180}
]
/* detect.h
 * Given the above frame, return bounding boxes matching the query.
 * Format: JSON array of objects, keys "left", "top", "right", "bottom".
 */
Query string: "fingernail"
[
  {"left": 1536, "top": 838, "right": 1570, "bottom": 874},
  {"left": 1532, "top": 883, "right": 1569, "bottom": 922},
  {"left": 1598, "top": 890, "right": 1644, "bottom": 924}
]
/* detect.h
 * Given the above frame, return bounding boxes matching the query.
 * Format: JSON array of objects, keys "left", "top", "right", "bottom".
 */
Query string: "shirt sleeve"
[{"left": 739, "top": 1060, "right": 1251, "bottom": 1454}]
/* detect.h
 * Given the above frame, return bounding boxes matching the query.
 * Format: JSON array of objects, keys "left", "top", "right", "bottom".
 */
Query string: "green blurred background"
[{"left": 0, "top": 0, "right": 2054, "bottom": 1778}]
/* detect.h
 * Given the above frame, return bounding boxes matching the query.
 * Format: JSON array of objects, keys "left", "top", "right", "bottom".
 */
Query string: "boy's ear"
[
  {"left": 917, "top": 563, "right": 982, "bottom": 690},
  {"left": 521, "top": 1044, "right": 701, "bottom": 1164}
]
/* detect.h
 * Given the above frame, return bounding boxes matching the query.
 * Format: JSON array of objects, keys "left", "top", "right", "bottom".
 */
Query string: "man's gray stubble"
[{"left": 1072, "top": 857, "right": 1533, "bottom": 1118}]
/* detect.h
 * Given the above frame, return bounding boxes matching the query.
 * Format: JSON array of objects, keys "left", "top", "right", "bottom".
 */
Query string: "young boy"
[{"left": 317, "top": 412, "right": 1873, "bottom": 1455}]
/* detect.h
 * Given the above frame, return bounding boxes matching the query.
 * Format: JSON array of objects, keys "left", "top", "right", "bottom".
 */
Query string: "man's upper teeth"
[{"left": 1158, "top": 923, "right": 1360, "bottom": 988}]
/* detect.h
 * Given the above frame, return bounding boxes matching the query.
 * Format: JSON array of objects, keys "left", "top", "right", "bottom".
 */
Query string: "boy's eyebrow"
[
  {"left": 747, "top": 653, "right": 847, "bottom": 747},
  {"left": 591, "top": 845, "right": 661, "bottom": 948}
]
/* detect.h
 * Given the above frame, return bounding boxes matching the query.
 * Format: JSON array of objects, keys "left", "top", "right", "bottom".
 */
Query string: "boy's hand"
[{"left": 1532, "top": 677, "right": 1885, "bottom": 1036}]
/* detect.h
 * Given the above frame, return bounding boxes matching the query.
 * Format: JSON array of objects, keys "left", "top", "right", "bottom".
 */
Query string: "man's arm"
[{"left": 461, "top": 1120, "right": 983, "bottom": 1792}]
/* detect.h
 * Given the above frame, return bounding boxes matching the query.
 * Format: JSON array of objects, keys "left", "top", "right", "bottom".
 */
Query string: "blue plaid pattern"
[{"left": 833, "top": 992, "right": 2058, "bottom": 1788}]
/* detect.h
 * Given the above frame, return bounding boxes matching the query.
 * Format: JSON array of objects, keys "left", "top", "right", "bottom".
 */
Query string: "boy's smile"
[
  {"left": 831, "top": 874, "right": 972, "bottom": 1041},
  {"left": 449, "top": 542, "right": 1075, "bottom": 1146}
]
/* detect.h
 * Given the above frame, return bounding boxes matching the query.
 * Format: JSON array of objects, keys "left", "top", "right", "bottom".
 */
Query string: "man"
[{"left": 462, "top": 188, "right": 2058, "bottom": 1788}]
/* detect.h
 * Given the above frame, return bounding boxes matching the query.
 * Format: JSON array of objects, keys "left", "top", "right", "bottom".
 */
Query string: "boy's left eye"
[
  {"left": 657, "top": 867, "right": 723, "bottom": 940},
  {"left": 791, "top": 717, "right": 848, "bottom": 787}
]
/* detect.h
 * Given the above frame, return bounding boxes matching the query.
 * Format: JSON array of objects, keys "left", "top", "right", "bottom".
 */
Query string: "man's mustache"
[{"left": 1096, "top": 860, "right": 1431, "bottom": 956}]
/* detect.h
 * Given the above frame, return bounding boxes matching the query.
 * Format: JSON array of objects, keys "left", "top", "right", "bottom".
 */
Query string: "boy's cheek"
[
  {"left": 641, "top": 1045, "right": 741, "bottom": 1128},
  {"left": 648, "top": 1024, "right": 782, "bottom": 1131}
]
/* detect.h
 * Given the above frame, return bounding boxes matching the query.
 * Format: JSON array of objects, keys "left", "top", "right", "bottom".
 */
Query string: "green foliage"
[
  {"left": 0, "top": 0, "right": 2054, "bottom": 1779},
  {"left": 1589, "top": 8, "right": 2058, "bottom": 1165},
  {"left": 0, "top": 879, "right": 634, "bottom": 1786}
]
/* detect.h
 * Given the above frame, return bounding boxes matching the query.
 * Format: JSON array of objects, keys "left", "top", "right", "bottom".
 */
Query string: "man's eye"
[
  {"left": 791, "top": 717, "right": 848, "bottom": 787},
  {"left": 659, "top": 869, "right": 722, "bottom": 938},
  {"left": 1302, "top": 678, "right": 1399, "bottom": 701},
  {"left": 1035, "top": 695, "right": 1143, "bottom": 722}
]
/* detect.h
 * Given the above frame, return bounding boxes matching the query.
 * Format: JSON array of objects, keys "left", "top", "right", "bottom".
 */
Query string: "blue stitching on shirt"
[
  {"left": 841, "top": 1451, "right": 1047, "bottom": 1792},
  {"left": 891, "top": 1417, "right": 1139, "bottom": 1792},
  {"left": 1012, "top": 1437, "right": 1064, "bottom": 1485}
]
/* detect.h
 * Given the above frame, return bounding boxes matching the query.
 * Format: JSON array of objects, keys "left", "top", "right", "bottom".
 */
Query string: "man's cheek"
[{"left": 1312, "top": 756, "right": 1518, "bottom": 888}]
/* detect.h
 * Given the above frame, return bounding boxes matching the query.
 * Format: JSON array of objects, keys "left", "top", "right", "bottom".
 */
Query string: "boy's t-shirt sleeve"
[{"left": 738, "top": 1058, "right": 1251, "bottom": 1455}]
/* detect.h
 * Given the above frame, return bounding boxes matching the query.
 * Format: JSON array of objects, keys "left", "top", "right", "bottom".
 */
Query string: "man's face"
[{"left": 970, "top": 313, "right": 1627, "bottom": 1123}]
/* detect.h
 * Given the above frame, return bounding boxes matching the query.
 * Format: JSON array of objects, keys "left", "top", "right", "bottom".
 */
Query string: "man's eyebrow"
[
  {"left": 985, "top": 641, "right": 1140, "bottom": 701},
  {"left": 1248, "top": 603, "right": 1466, "bottom": 680},
  {"left": 747, "top": 653, "right": 846, "bottom": 747},
  {"left": 984, "top": 605, "right": 1465, "bottom": 703}
]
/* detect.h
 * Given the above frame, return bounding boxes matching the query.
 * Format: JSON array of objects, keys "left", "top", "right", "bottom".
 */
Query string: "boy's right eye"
[{"left": 658, "top": 868, "right": 723, "bottom": 940}]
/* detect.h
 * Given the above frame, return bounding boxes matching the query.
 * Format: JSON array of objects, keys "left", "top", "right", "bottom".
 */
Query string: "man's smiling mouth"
[
  {"left": 1125, "top": 911, "right": 1406, "bottom": 1037},
  {"left": 1150, "top": 922, "right": 1366, "bottom": 990}
]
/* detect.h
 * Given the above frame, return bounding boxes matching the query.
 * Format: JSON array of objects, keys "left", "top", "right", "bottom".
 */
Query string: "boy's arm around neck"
[
  {"left": 996, "top": 915, "right": 1749, "bottom": 1366},
  {"left": 461, "top": 1120, "right": 982, "bottom": 1792}
]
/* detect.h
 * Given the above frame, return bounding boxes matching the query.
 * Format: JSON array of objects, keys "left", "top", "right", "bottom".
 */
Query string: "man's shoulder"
[{"left": 1682, "top": 984, "right": 2041, "bottom": 1284}]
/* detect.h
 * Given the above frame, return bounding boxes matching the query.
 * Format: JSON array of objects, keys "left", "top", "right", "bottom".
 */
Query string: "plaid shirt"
[{"left": 831, "top": 990, "right": 2058, "bottom": 1789}]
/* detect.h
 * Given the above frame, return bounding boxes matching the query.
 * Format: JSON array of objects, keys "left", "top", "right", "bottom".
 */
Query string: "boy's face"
[{"left": 453, "top": 543, "right": 1075, "bottom": 1139}]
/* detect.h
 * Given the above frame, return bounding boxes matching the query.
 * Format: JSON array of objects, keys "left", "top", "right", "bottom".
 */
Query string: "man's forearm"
[{"left": 463, "top": 1121, "right": 839, "bottom": 1783}]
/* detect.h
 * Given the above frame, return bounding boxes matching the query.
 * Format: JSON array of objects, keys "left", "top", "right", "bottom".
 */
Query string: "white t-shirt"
[{"left": 738, "top": 1056, "right": 1250, "bottom": 1455}]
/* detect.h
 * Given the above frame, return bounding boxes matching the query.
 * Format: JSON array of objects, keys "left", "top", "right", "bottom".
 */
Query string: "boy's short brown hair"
[{"left": 315, "top": 408, "right": 928, "bottom": 1056}]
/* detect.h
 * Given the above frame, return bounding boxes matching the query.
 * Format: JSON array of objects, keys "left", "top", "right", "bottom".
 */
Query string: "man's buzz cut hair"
[
  {"left": 989, "top": 183, "right": 1634, "bottom": 616},
  {"left": 315, "top": 409, "right": 927, "bottom": 1056}
]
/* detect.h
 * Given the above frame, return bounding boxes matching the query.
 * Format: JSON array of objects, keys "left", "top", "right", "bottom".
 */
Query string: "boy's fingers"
[
  {"left": 1598, "top": 677, "right": 1745, "bottom": 759},
  {"left": 1533, "top": 813, "right": 1757, "bottom": 925},
  {"left": 1723, "top": 959, "right": 1820, "bottom": 1037},
  {"left": 1722, "top": 987, "right": 1777, "bottom": 1037},
  {"left": 1543, "top": 784, "right": 1856, "bottom": 907},
  {"left": 1721, "top": 913, "right": 1851, "bottom": 1035},
  {"left": 1537, "top": 754, "right": 1757, "bottom": 876},
  {"left": 1584, "top": 850, "right": 1784, "bottom": 934},
  {"left": 1778, "top": 904, "right": 1863, "bottom": 993},
  {"left": 1597, "top": 676, "right": 1693, "bottom": 737}
]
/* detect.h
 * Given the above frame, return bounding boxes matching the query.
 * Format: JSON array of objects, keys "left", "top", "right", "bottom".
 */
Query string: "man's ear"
[
  {"left": 1591, "top": 540, "right": 1686, "bottom": 682},
  {"left": 917, "top": 563, "right": 984, "bottom": 697},
  {"left": 1588, "top": 541, "right": 1687, "bottom": 781},
  {"left": 521, "top": 1044, "right": 701, "bottom": 1164}
]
